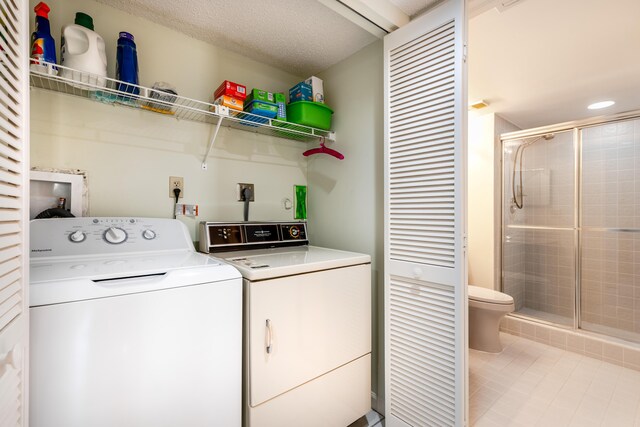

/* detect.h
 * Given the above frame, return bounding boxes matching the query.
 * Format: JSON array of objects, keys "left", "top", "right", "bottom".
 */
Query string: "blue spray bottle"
[{"left": 30, "top": 2, "right": 56, "bottom": 69}]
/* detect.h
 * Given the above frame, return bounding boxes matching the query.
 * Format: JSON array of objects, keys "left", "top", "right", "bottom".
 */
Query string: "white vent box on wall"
[{"left": 30, "top": 171, "right": 84, "bottom": 219}]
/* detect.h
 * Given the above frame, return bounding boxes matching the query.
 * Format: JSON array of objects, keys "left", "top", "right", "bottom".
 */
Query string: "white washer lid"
[
  {"left": 29, "top": 251, "right": 241, "bottom": 307},
  {"left": 468, "top": 285, "right": 513, "bottom": 305}
]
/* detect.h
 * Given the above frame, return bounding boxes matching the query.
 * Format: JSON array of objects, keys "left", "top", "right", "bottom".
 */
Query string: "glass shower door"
[
  {"left": 502, "top": 131, "right": 576, "bottom": 326},
  {"left": 580, "top": 118, "right": 640, "bottom": 341}
]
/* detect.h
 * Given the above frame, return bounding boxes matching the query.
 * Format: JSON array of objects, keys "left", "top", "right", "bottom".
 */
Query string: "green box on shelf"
[
  {"left": 246, "top": 88, "right": 274, "bottom": 104},
  {"left": 286, "top": 101, "right": 333, "bottom": 130}
]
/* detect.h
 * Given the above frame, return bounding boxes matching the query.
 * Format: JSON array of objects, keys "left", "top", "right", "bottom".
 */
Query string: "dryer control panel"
[{"left": 199, "top": 221, "right": 308, "bottom": 253}]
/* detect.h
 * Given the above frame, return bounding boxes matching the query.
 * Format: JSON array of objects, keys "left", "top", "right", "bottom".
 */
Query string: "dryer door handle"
[{"left": 265, "top": 319, "right": 273, "bottom": 354}]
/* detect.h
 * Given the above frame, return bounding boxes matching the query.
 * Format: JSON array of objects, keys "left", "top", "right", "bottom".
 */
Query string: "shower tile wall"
[
  {"left": 518, "top": 135, "right": 575, "bottom": 228},
  {"left": 523, "top": 229, "right": 574, "bottom": 319},
  {"left": 581, "top": 119, "right": 640, "bottom": 340},
  {"left": 503, "top": 228, "right": 525, "bottom": 310},
  {"left": 503, "top": 131, "right": 575, "bottom": 324}
]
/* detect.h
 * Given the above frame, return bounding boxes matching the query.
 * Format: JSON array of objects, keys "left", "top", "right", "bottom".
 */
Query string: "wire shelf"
[{"left": 29, "top": 62, "right": 335, "bottom": 144}]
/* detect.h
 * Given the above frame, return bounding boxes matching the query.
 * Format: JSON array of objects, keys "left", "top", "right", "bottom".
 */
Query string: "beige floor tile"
[
  {"left": 611, "top": 386, "right": 640, "bottom": 408},
  {"left": 536, "top": 407, "right": 576, "bottom": 427},
  {"left": 472, "top": 417, "right": 502, "bottom": 427},
  {"left": 490, "top": 391, "right": 530, "bottom": 418},
  {"left": 604, "top": 402, "right": 639, "bottom": 424},
  {"left": 550, "top": 390, "right": 583, "bottom": 412},
  {"left": 474, "top": 409, "right": 512, "bottom": 427},
  {"left": 510, "top": 406, "right": 544, "bottom": 426},
  {"left": 569, "top": 414, "right": 603, "bottom": 427},
  {"left": 575, "top": 395, "right": 609, "bottom": 425}
]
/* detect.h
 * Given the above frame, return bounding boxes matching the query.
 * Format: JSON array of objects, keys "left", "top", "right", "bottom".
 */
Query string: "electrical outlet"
[
  {"left": 169, "top": 176, "right": 184, "bottom": 198},
  {"left": 237, "top": 183, "right": 255, "bottom": 201}
]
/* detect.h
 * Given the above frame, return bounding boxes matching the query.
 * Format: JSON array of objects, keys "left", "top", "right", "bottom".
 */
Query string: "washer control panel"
[{"left": 31, "top": 217, "right": 192, "bottom": 258}]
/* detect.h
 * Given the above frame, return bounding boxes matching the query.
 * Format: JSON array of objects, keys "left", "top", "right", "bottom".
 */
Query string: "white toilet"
[{"left": 468, "top": 285, "right": 515, "bottom": 353}]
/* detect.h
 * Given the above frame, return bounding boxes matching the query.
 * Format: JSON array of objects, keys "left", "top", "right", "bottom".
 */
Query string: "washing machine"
[
  {"left": 29, "top": 217, "right": 242, "bottom": 427},
  {"left": 199, "top": 221, "right": 372, "bottom": 427}
]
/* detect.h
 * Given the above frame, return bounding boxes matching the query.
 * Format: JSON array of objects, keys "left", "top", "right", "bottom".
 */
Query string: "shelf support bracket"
[{"left": 202, "top": 106, "right": 228, "bottom": 170}]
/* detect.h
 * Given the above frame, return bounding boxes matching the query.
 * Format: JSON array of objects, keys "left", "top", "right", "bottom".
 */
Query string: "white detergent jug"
[{"left": 60, "top": 12, "right": 107, "bottom": 88}]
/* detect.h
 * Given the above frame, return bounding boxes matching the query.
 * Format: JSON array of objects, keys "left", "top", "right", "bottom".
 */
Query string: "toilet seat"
[{"left": 468, "top": 285, "right": 513, "bottom": 305}]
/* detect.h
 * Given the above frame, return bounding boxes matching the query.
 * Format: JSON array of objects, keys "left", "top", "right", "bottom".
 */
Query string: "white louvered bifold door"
[
  {"left": 384, "top": 0, "right": 467, "bottom": 426},
  {"left": 0, "top": 0, "right": 29, "bottom": 425}
]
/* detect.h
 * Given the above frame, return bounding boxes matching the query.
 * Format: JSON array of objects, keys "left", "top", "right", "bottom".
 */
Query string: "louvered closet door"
[
  {"left": 384, "top": 0, "right": 467, "bottom": 426},
  {"left": 0, "top": 0, "right": 30, "bottom": 425}
]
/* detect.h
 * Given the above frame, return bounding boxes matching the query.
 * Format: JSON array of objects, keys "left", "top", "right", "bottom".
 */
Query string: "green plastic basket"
[{"left": 286, "top": 101, "right": 333, "bottom": 130}]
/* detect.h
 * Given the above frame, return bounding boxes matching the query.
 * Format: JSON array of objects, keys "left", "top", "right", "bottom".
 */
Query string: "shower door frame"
[{"left": 500, "top": 109, "right": 640, "bottom": 334}]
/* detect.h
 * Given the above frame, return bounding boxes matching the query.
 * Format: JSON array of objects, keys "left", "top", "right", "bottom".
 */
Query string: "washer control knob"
[
  {"left": 69, "top": 230, "right": 86, "bottom": 243},
  {"left": 104, "top": 227, "right": 128, "bottom": 244},
  {"left": 142, "top": 229, "right": 156, "bottom": 240}
]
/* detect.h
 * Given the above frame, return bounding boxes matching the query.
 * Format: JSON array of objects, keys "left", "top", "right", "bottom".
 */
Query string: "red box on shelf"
[{"left": 214, "top": 80, "right": 247, "bottom": 100}]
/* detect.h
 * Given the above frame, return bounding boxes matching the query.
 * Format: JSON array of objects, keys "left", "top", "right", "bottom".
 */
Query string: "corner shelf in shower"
[{"left": 29, "top": 62, "right": 336, "bottom": 169}]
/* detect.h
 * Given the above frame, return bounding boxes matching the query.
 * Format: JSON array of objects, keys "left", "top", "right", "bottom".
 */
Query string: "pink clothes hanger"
[{"left": 303, "top": 137, "right": 345, "bottom": 160}]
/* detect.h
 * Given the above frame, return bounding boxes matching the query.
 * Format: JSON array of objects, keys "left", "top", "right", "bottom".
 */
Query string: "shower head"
[
  {"left": 510, "top": 132, "right": 554, "bottom": 210},
  {"left": 518, "top": 133, "right": 555, "bottom": 149}
]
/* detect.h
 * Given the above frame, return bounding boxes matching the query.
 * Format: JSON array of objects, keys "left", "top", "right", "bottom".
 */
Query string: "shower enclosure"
[{"left": 502, "top": 112, "right": 640, "bottom": 343}]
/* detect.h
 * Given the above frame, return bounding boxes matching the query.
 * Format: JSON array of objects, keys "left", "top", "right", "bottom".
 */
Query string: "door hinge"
[{"left": 463, "top": 43, "right": 468, "bottom": 63}]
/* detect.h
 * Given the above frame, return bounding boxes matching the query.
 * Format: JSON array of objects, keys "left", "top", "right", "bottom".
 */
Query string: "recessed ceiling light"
[{"left": 587, "top": 100, "right": 615, "bottom": 110}]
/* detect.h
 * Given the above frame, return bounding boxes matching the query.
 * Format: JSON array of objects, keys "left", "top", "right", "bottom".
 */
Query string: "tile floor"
[{"left": 470, "top": 333, "right": 640, "bottom": 427}]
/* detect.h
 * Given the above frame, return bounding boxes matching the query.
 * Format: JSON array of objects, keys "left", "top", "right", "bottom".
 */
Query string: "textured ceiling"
[
  {"left": 469, "top": 0, "right": 640, "bottom": 129},
  {"left": 94, "top": 0, "right": 377, "bottom": 77},
  {"left": 388, "top": 0, "right": 441, "bottom": 18}
]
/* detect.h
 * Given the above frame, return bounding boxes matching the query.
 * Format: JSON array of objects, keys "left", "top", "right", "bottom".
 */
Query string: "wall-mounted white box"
[{"left": 30, "top": 171, "right": 84, "bottom": 219}]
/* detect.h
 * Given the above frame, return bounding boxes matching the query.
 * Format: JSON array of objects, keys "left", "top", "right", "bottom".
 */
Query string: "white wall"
[
  {"left": 311, "top": 41, "right": 384, "bottom": 409},
  {"left": 467, "top": 112, "right": 519, "bottom": 290},
  {"left": 467, "top": 112, "right": 496, "bottom": 289},
  {"left": 30, "top": 0, "right": 306, "bottom": 240}
]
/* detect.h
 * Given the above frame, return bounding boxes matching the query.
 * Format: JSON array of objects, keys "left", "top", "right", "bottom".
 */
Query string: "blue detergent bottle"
[
  {"left": 30, "top": 2, "right": 56, "bottom": 70},
  {"left": 116, "top": 32, "right": 139, "bottom": 95}
]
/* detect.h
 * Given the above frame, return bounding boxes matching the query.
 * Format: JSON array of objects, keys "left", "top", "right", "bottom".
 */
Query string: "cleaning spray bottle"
[{"left": 30, "top": 2, "right": 56, "bottom": 73}]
